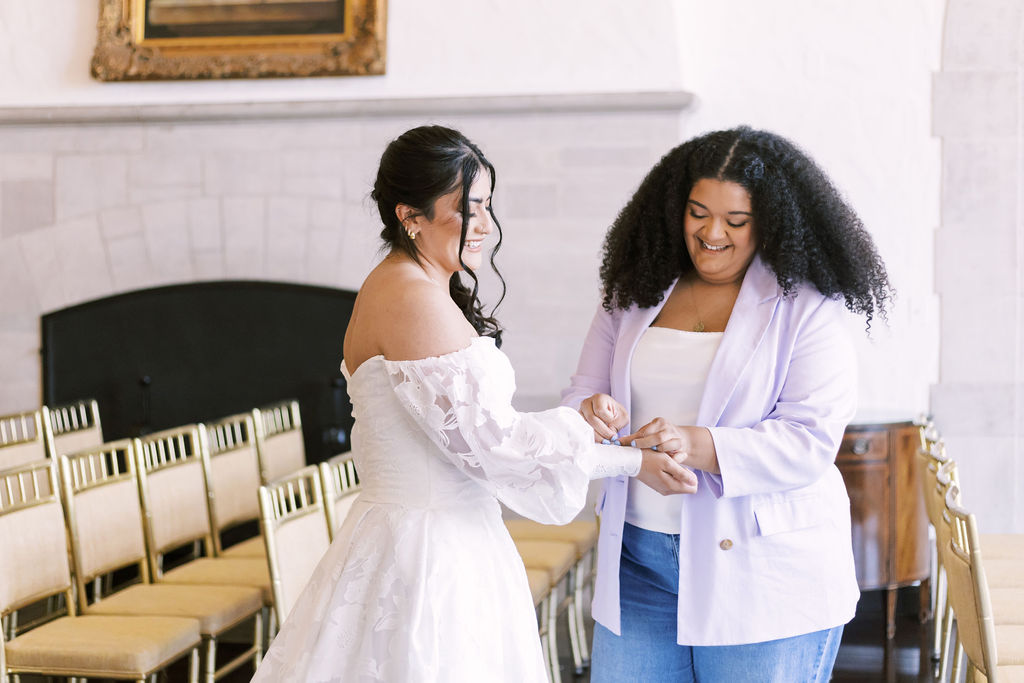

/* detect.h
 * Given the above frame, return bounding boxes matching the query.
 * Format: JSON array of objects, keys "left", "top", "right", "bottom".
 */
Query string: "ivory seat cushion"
[
  {"left": 505, "top": 519, "right": 598, "bottom": 559},
  {"left": 84, "top": 583, "right": 263, "bottom": 633},
  {"left": 5, "top": 615, "right": 199, "bottom": 676},
  {"left": 526, "top": 568, "right": 550, "bottom": 608},
  {"left": 980, "top": 533, "right": 1024, "bottom": 561},
  {"left": 984, "top": 559, "right": 1024, "bottom": 589},
  {"left": 514, "top": 540, "right": 576, "bottom": 581},
  {"left": 161, "top": 557, "right": 272, "bottom": 603},
  {"left": 996, "top": 625, "right": 1024, "bottom": 665},
  {"left": 991, "top": 665, "right": 1024, "bottom": 681},
  {"left": 221, "top": 535, "right": 266, "bottom": 558},
  {"left": 990, "top": 587, "right": 1024, "bottom": 626}
]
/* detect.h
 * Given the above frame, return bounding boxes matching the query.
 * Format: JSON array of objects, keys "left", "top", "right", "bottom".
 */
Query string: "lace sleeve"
[{"left": 382, "top": 338, "right": 640, "bottom": 525}]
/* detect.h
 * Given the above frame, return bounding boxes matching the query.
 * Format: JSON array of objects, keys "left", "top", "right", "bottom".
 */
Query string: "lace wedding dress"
[{"left": 252, "top": 337, "right": 640, "bottom": 682}]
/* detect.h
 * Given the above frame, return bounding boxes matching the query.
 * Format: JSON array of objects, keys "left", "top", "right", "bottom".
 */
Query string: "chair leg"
[
  {"left": 566, "top": 566, "right": 585, "bottom": 675},
  {"left": 940, "top": 602, "right": 955, "bottom": 682},
  {"left": 204, "top": 636, "right": 217, "bottom": 683},
  {"left": 253, "top": 608, "right": 265, "bottom": 669},
  {"left": 189, "top": 645, "right": 200, "bottom": 683},
  {"left": 932, "top": 567, "right": 946, "bottom": 661},
  {"left": 547, "top": 588, "right": 562, "bottom": 683},
  {"left": 951, "top": 639, "right": 964, "bottom": 683}
]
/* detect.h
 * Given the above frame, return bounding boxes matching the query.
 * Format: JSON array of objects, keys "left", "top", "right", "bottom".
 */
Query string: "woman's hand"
[
  {"left": 579, "top": 393, "right": 629, "bottom": 442},
  {"left": 622, "top": 418, "right": 719, "bottom": 474},
  {"left": 637, "top": 450, "right": 698, "bottom": 495}
]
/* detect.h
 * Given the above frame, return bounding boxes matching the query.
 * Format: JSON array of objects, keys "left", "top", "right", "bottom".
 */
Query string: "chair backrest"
[
  {"left": 318, "top": 453, "right": 361, "bottom": 538},
  {"left": 0, "top": 408, "right": 49, "bottom": 470},
  {"left": 134, "top": 424, "right": 217, "bottom": 575},
  {"left": 940, "top": 483, "right": 999, "bottom": 678},
  {"left": 918, "top": 440, "right": 951, "bottom": 532},
  {"left": 45, "top": 399, "right": 104, "bottom": 460},
  {"left": 0, "top": 461, "right": 74, "bottom": 618},
  {"left": 59, "top": 440, "right": 149, "bottom": 612},
  {"left": 205, "top": 412, "right": 262, "bottom": 536},
  {"left": 253, "top": 400, "right": 306, "bottom": 484},
  {"left": 258, "top": 465, "right": 331, "bottom": 625}
]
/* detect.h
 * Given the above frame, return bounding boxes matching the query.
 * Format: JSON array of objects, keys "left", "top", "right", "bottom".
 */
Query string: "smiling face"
[
  {"left": 683, "top": 178, "right": 758, "bottom": 285},
  {"left": 402, "top": 167, "right": 493, "bottom": 277}
]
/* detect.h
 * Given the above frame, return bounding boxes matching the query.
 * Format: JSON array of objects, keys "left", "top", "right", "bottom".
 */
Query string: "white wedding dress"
[{"left": 251, "top": 337, "right": 639, "bottom": 682}]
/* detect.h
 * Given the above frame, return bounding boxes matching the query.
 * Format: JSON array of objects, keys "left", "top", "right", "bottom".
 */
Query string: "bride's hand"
[
  {"left": 579, "top": 393, "right": 629, "bottom": 442},
  {"left": 636, "top": 450, "right": 698, "bottom": 495}
]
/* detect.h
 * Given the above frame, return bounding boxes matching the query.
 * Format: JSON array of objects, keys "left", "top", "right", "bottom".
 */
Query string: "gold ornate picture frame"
[{"left": 92, "top": 0, "right": 386, "bottom": 81}]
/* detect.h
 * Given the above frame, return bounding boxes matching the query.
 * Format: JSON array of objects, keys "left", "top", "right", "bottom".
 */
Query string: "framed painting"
[{"left": 92, "top": 0, "right": 386, "bottom": 81}]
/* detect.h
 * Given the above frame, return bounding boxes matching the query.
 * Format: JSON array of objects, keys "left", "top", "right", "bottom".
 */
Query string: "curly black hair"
[{"left": 599, "top": 126, "right": 892, "bottom": 327}]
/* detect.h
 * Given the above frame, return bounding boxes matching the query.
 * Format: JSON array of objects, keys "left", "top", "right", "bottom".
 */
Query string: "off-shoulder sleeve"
[{"left": 382, "top": 339, "right": 640, "bottom": 525}]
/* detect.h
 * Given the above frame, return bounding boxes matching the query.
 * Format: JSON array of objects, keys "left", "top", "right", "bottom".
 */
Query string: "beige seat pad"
[
  {"left": 514, "top": 540, "right": 576, "bottom": 580},
  {"left": 506, "top": 519, "right": 598, "bottom": 557},
  {"left": 525, "top": 568, "right": 550, "bottom": 608},
  {"left": 984, "top": 559, "right": 1024, "bottom": 588},
  {"left": 980, "top": 533, "right": 1024, "bottom": 561},
  {"left": 996, "top": 624, "right": 1024, "bottom": 665},
  {"left": 161, "top": 557, "right": 272, "bottom": 603},
  {"left": 84, "top": 583, "right": 262, "bottom": 633},
  {"left": 990, "top": 587, "right": 1024, "bottom": 625},
  {"left": 221, "top": 535, "right": 266, "bottom": 558},
  {"left": 5, "top": 614, "right": 199, "bottom": 676}
]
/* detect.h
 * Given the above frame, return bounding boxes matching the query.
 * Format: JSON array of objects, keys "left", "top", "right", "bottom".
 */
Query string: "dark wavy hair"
[
  {"left": 599, "top": 126, "right": 892, "bottom": 327},
  {"left": 371, "top": 125, "right": 505, "bottom": 344}
]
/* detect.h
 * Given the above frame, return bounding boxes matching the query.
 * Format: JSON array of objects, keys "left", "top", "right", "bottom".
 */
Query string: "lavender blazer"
[{"left": 561, "top": 255, "right": 860, "bottom": 645}]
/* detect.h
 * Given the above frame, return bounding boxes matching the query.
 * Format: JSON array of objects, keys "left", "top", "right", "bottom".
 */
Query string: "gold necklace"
[{"left": 689, "top": 282, "right": 706, "bottom": 332}]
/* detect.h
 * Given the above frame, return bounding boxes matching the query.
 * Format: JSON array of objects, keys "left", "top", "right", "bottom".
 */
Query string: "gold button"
[{"left": 719, "top": 539, "right": 733, "bottom": 550}]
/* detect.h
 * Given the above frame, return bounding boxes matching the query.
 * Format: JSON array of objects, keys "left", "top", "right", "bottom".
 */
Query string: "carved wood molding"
[{"left": 91, "top": 0, "right": 386, "bottom": 81}]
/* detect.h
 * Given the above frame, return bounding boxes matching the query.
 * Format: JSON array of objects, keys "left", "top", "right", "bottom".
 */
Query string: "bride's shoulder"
[{"left": 359, "top": 261, "right": 477, "bottom": 362}]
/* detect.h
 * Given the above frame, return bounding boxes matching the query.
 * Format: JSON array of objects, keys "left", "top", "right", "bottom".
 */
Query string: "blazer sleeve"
[
  {"left": 560, "top": 304, "right": 619, "bottom": 411},
  {"left": 706, "top": 296, "right": 857, "bottom": 498}
]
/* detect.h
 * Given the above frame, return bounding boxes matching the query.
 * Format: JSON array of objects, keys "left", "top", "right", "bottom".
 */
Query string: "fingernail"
[
  {"left": 612, "top": 439, "right": 621, "bottom": 446},
  {"left": 652, "top": 445, "right": 659, "bottom": 451},
  {"left": 601, "top": 439, "right": 611, "bottom": 445},
  {"left": 630, "top": 440, "right": 637, "bottom": 447}
]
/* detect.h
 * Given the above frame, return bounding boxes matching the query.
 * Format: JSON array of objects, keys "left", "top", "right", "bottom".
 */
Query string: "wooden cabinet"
[{"left": 837, "top": 419, "right": 930, "bottom": 639}]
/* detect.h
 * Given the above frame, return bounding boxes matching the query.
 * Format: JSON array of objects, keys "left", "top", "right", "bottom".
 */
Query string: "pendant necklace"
[{"left": 689, "top": 282, "right": 706, "bottom": 333}]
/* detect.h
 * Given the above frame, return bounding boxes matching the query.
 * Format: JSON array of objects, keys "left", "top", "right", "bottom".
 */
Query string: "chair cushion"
[
  {"left": 980, "top": 533, "right": 1024, "bottom": 561},
  {"left": 514, "top": 540, "right": 576, "bottom": 580},
  {"left": 525, "top": 569, "right": 550, "bottom": 608},
  {"left": 994, "top": 664, "right": 1024, "bottom": 681},
  {"left": 984, "top": 559, "right": 1024, "bottom": 588},
  {"left": 997, "top": 624, "right": 1024, "bottom": 665},
  {"left": 505, "top": 519, "right": 598, "bottom": 558},
  {"left": 161, "top": 557, "right": 272, "bottom": 603},
  {"left": 5, "top": 615, "right": 199, "bottom": 676},
  {"left": 991, "top": 587, "right": 1024, "bottom": 626},
  {"left": 84, "top": 583, "right": 263, "bottom": 634},
  {"left": 221, "top": 535, "right": 266, "bottom": 558}
]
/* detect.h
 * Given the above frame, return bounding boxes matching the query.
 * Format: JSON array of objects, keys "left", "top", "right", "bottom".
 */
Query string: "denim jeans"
[{"left": 591, "top": 523, "right": 844, "bottom": 683}]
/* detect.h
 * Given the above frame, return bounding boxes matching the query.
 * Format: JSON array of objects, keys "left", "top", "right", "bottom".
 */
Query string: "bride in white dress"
[{"left": 251, "top": 126, "right": 698, "bottom": 682}]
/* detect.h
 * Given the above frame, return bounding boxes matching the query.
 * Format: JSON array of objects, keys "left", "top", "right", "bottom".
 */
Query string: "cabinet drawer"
[{"left": 837, "top": 431, "right": 888, "bottom": 463}]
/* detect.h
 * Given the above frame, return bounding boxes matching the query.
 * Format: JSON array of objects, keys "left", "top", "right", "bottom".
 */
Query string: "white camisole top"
[{"left": 624, "top": 326, "right": 722, "bottom": 534}]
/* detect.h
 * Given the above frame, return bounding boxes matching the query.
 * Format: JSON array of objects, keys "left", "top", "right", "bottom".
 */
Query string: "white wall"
[
  {"left": 672, "top": 1, "right": 944, "bottom": 418},
  {"left": 0, "top": 0, "right": 682, "bottom": 107}
]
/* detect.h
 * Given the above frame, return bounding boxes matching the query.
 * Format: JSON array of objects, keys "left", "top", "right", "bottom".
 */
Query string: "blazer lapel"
[{"left": 697, "top": 256, "right": 781, "bottom": 427}]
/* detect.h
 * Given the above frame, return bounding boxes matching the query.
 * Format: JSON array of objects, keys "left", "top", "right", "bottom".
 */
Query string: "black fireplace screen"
[{"left": 41, "top": 281, "right": 356, "bottom": 465}]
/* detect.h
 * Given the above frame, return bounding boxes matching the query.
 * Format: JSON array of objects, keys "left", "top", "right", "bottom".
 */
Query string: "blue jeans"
[{"left": 591, "top": 523, "right": 844, "bottom": 683}]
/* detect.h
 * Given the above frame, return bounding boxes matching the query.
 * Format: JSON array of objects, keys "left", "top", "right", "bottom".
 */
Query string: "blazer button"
[{"left": 719, "top": 539, "right": 733, "bottom": 550}]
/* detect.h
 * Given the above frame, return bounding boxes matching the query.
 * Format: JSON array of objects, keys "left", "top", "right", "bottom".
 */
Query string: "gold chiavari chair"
[
  {"left": 59, "top": 440, "right": 264, "bottom": 683},
  {"left": 513, "top": 538, "right": 578, "bottom": 683},
  {"left": 133, "top": 425, "right": 273, "bottom": 608},
  {"left": 45, "top": 398, "right": 104, "bottom": 459},
  {"left": 506, "top": 517, "right": 599, "bottom": 675},
  {"left": 0, "top": 460, "right": 202, "bottom": 683},
  {"left": 0, "top": 407, "right": 49, "bottom": 471},
  {"left": 939, "top": 482, "right": 1024, "bottom": 682},
  {"left": 318, "top": 452, "right": 362, "bottom": 538},
  {"left": 253, "top": 400, "right": 306, "bottom": 485},
  {"left": 204, "top": 412, "right": 265, "bottom": 558},
  {"left": 525, "top": 568, "right": 556, "bottom": 680},
  {"left": 257, "top": 466, "right": 332, "bottom": 629}
]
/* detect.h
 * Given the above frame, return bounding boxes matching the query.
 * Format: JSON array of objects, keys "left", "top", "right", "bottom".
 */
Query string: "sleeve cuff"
[{"left": 584, "top": 443, "right": 642, "bottom": 479}]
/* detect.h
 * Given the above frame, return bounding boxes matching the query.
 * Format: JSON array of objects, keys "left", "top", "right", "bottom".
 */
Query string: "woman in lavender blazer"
[{"left": 561, "top": 127, "right": 893, "bottom": 682}]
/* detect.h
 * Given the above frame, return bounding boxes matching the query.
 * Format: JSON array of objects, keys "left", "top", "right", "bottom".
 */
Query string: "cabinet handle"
[{"left": 852, "top": 438, "right": 870, "bottom": 455}]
